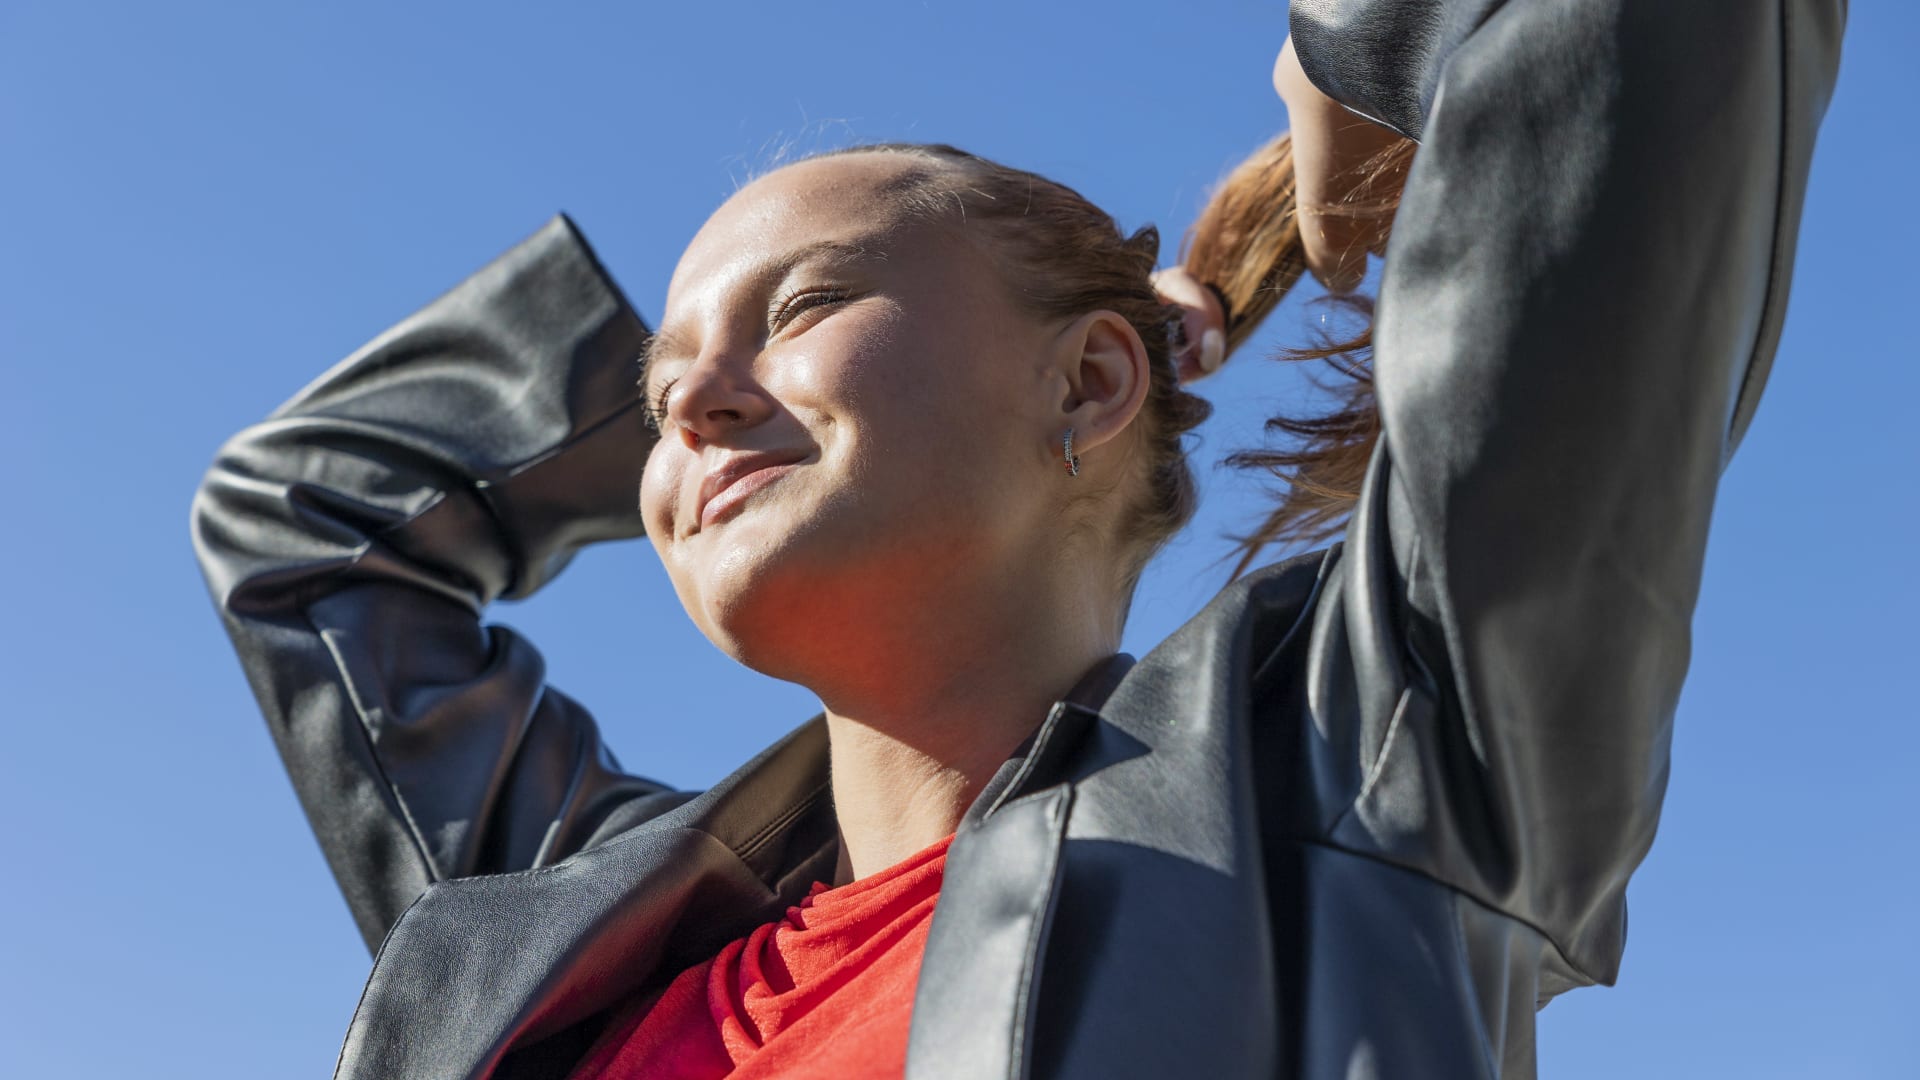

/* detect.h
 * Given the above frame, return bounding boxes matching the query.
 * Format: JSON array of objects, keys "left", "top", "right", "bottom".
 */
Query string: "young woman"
[{"left": 192, "top": 3, "right": 1844, "bottom": 1078}]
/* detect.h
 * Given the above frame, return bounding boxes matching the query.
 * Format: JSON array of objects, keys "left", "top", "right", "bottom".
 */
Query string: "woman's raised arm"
[
  {"left": 190, "top": 216, "right": 687, "bottom": 953},
  {"left": 1277, "top": 0, "right": 1845, "bottom": 1023}
]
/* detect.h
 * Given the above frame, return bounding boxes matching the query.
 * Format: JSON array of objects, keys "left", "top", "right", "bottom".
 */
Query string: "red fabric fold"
[{"left": 569, "top": 834, "right": 954, "bottom": 1080}]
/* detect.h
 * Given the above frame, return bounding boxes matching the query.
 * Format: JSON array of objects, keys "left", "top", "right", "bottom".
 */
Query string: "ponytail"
[{"left": 1181, "top": 132, "right": 1415, "bottom": 577}]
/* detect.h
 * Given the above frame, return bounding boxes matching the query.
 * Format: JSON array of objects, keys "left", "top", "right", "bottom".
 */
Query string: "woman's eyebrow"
[
  {"left": 760, "top": 235, "right": 888, "bottom": 285},
  {"left": 640, "top": 235, "right": 890, "bottom": 387}
]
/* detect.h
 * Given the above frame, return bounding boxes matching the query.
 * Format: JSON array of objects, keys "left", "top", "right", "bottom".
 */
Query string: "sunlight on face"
[{"left": 639, "top": 154, "right": 1066, "bottom": 676}]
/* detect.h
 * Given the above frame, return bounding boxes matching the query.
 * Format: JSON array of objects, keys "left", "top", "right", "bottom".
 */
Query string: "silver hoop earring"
[{"left": 1062, "top": 428, "right": 1081, "bottom": 477}]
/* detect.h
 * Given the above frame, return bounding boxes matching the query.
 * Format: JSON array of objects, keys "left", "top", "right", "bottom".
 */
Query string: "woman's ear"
[{"left": 1053, "top": 309, "right": 1151, "bottom": 455}]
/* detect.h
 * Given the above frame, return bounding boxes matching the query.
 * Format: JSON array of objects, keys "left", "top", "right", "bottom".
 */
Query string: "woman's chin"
[
  {"left": 681, "top": 542, "right": 834, "bottom": 674},
  {"left": 699, "top": 607, "right": 823, "bottom": 687}
]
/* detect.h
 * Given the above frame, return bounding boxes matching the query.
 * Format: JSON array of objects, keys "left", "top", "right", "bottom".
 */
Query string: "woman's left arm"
[{"left": 1287, "top": 0, "right": 1847, "bottom": 1003}]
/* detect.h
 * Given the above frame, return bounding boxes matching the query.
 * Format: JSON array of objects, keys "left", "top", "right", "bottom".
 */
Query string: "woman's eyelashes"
[
  {"left": 768, "top": 287, "right": 851, "bottom": 333},
  {"left": 643, "top": 375, "right": 680, "bottom": 433},
  {"left": 640, "top": 288, "right": 856, "bottom": 433}
]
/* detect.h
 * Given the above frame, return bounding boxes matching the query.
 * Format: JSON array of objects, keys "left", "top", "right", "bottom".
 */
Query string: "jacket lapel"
[
  {"left": 334, "top": 552, "right": 1327, "bottom": 1080},
  {"left": 904, "top": 699, "right": 1092, "bottom": 1080},
  {"left": 334, "top": 718, "right": 837, "bottom": 1080},
  {"left": 909, "top": 551, "right": 1328, "bottom": 1079},
  {"left": 904, "top": 658, "right": 1124, "bottom": 1080},
  {"left": 1027, "top": 636, "right": 1279, "bottom": 1077}
]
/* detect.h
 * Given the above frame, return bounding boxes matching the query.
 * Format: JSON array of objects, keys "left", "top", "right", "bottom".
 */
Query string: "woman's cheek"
[
  {"left": 639, "top": 448, "right": 680, "bottom": 544},
  {"left": 816, "top": 301, "right": 910, "bottom": 399}
]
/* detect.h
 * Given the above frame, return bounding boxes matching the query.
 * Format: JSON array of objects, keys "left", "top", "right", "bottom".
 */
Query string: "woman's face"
[{"left": 640, "top": 153, "right": 1073, "bottom": 673}]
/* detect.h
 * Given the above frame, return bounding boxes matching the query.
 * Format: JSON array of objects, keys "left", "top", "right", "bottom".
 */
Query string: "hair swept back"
[
  {"left": 805, "top": 142, "right": 1213, "bottom": 602},
  {"left": 1180, "top": 131, "right": 1415, "bottom": 576},
  {"left": 791, "top": 132, "right": 1414, "bottom": 588}
]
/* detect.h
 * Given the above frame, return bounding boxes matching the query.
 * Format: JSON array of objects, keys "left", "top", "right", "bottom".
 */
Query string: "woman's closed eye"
[
  {"left": 643, "top": 375, "right": 680, "bottom": 433},
  {"left": 769, "top": 287, "right": 852, "bottom": 333},
  {"left": 640, "top": 288, "right": 856, "bottom": 432}
]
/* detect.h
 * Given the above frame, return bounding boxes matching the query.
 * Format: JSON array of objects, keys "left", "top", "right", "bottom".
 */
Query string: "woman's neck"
[{"left": 820, "top": 623, "right": 1119, "bottom": 886}]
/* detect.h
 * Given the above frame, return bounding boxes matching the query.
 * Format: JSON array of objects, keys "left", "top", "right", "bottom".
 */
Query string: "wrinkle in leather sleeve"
[
  {"left": 190, "top": 216, "right": 681, "bottom": 953},
  {"left": 1289, "top": 0, "right": 1845, "bottom": 995}
]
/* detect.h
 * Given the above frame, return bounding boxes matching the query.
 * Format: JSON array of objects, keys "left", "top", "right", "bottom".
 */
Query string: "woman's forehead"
[
  {"left": 710, "top": 155, "right": 923, "bottom": 248},
  {"left": 665, "top": 154, "right": 938, "bottom": 306}
]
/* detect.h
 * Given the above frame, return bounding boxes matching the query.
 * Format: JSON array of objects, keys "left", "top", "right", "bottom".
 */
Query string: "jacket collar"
[
  {"left": 334, "top": 718, "right": 838, "bottom": 1080},
  {"left": 965, "top": 652, "right": 1135, "bottom": 824},
  {"left": 333, "top": 654, "right": 1135, "bottom": 1080},
  {"left": 332, "top": 561, "right": 1324, "bottom": 1080},
  {"left": 908, "top": 553, "right": 1330, "bottom": 1079}
]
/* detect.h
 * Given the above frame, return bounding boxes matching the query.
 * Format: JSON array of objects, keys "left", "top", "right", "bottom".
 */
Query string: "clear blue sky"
[{"left": 2, "top": 2, "right": 1914, "bottom": 1077}]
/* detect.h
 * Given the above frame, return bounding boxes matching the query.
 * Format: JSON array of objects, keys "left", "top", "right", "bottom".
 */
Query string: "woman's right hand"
[
  {"left": 1153, "top": 265, "right": 1229, "bottom": 383},
  {"left": 1272, "top": 36, "right": 1409, "bottom": 294}
]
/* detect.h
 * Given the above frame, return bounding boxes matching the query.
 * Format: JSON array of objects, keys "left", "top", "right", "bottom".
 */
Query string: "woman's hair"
[
  {"left": 811, "top": 142, "right": 1209, "bottom": 599},
  {"left": 1182, "top": 132, "right": 1415, "bottom": 576},
  {"left": 804, "top": 132, "right": 1413, "bottom": 587}
]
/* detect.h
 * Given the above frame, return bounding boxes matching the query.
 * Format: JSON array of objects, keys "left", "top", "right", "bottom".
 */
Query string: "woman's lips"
[{"left": 698, "top": 458, "right": 804, "bottom": 529}]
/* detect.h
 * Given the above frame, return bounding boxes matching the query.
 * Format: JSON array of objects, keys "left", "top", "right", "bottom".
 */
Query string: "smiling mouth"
[{"left": 698, "top": 459, "right": 805, "bottom": 530}]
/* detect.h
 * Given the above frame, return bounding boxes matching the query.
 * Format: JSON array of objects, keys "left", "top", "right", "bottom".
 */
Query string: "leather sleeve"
[
  {"left": 1289, "top": 0, "right": 1846, "bottom": 995},
  {"left": 190, "top": 216, "right": 684, "bottom": 953}
]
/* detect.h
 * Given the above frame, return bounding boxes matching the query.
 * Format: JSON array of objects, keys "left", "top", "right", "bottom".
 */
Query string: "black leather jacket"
[{"left": 191, "top": 1, "right": 1845, "bottom": 1076}]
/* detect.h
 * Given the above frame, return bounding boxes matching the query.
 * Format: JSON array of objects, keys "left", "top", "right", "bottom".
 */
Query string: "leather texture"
[{"left": 191, "top": 2, "right": 1845, "bottom": 1076}]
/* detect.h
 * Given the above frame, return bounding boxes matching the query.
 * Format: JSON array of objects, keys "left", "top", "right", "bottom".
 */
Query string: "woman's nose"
[{"left": 668, "top": 354, "right": 772, "bottom": 448}]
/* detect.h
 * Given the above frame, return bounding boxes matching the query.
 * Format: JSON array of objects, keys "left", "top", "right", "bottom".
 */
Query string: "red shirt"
[{"left": 568, "top": 834, "right": 954, "bottom": 1080}]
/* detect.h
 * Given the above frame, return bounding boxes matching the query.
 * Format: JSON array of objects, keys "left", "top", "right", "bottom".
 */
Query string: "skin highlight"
[
  {"left": 640, "top": 153, "right": 1151, "bottom": 884},
  {"left": 635, "top": 38, "right": 1408, "bottom": 886}
]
